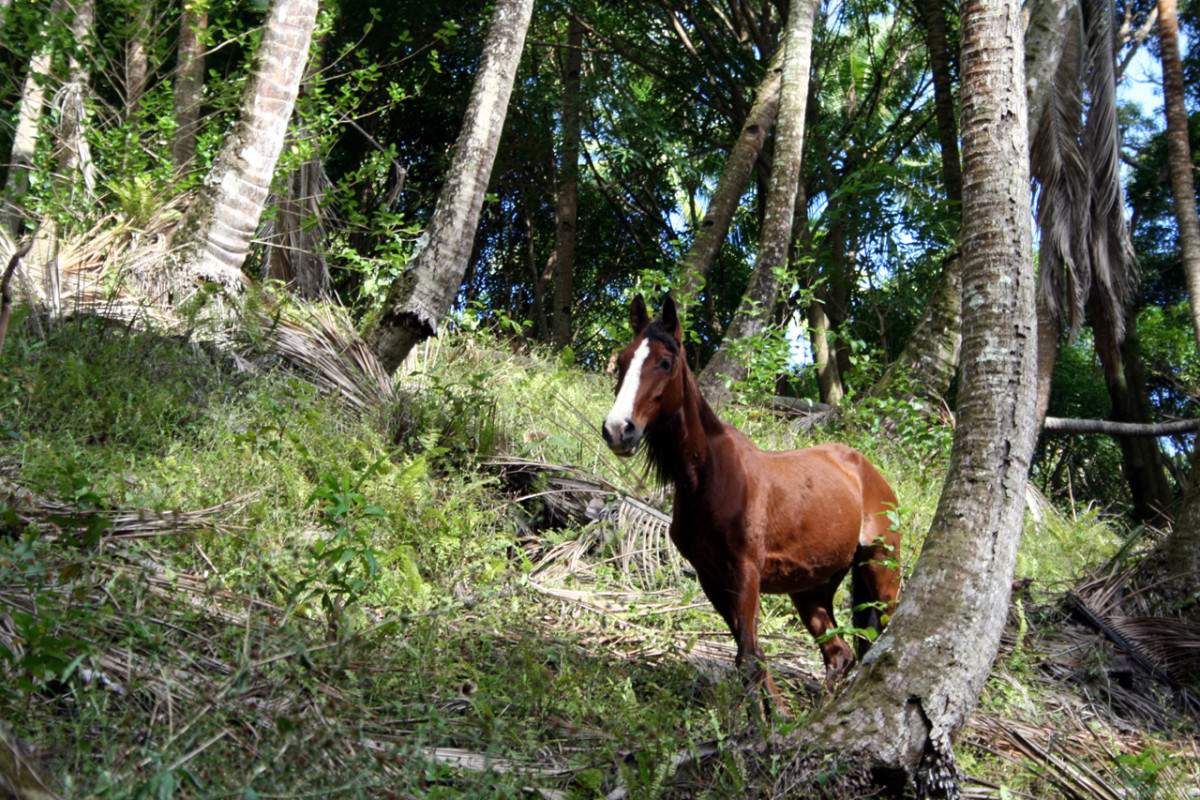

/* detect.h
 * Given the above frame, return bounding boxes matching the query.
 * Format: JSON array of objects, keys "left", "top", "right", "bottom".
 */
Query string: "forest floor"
[{"left": 0, "top": 303, "right": 1197, "bottom": 799}]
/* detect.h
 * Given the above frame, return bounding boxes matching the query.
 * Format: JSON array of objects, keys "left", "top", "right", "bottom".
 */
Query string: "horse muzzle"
[{"left": 601, "top": 416, "right": 642, "bottom": 456}]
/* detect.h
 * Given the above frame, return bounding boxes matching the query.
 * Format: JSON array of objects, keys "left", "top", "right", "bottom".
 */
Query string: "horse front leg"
[
  {"left": 696, "top": 569, "right": 787, "bottom": 717},
  {"left": 729, "top": 566, "right": 787, "bottom": 716}
]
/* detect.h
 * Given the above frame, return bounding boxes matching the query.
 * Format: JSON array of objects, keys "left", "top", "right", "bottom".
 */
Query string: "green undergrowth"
[{"left": 0, "top": 313, "right": 1192, "bottom": 798}]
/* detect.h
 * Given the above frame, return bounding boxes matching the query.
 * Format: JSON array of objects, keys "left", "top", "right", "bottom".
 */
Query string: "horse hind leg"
[
  {"left": 852, "top": 515, "right": 902, "bottom": 658},
  {"left": 790, "top": 573, "right": 855, "bottom": 686}
]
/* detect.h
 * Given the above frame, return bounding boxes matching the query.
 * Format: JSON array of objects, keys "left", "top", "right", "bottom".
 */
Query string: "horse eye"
[{"left": 659, "top": 358, "right": 673, "bottom": 371}]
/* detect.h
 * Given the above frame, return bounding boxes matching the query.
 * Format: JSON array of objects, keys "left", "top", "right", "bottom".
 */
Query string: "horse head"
[{"left": 601, "top": 295, "right": 684, "bottom": 456}]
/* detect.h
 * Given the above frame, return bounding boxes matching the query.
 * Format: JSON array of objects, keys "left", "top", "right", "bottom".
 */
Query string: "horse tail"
[
  {"left": 850, "top": 452, "right": 902, "bottom": 660},
  {"left": 850, "top": 551, "right": 881, "bottom": 660}
]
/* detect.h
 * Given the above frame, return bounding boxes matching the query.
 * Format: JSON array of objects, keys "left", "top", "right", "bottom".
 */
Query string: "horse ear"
[
  {"left": 630, "top": 294, "right": 649, "bottom": 333},
  {"left": 661, "top": 296, "right": 682, "bottom": 342}
]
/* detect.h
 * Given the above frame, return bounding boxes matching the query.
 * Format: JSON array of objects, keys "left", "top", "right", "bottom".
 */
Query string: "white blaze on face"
[{"left": 605, "top": 339, "right": 650, "bottom": 439}]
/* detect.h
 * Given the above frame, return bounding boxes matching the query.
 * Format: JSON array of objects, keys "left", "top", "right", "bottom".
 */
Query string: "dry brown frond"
[{"left": 244, "top": 302, "right": 394, "bottom": 415}]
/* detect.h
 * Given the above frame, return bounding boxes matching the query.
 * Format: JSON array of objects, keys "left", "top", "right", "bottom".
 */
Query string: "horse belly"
[{"left": 756, "top": 469, "right": 862, "bottom": 594}]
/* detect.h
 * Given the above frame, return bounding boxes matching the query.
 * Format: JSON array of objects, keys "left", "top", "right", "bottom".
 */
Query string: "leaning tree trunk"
[
  {"left": 674, "top": 45, "right": 783, "bottom": 320},
  {"left": 695, "top": 0, "right": 819, "bottom": 401},
  {"left": 1157, "top": 0, "right": 1200, "bottom": 600},
  {"left": 171, "top": 2, "right": 207, "bottom": 170},
  {"left": 783, "top": 2, "right": 1037, "bottom": 796},
  {"left": 2, "top": 0, "right": 67, "bottom": 236},
  {"left": 171, "top": 0, "right": 317, "bottom": 291},
  {"left": 366, "top": 0, "right": 535, "bottom": 373},
  {"left": 549, "top": 13, "right": 583, "bottom": 351}
]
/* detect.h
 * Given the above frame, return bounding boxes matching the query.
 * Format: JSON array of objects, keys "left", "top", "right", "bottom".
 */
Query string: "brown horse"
[{"left": 601, "top": 295, "right": 901, "bottom": 712}]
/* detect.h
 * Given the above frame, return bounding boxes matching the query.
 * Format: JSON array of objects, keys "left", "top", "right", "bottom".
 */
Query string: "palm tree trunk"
[
  {"left": 1156, "top": 0, "right": 1200, "bottom": 600},
  {"left": 868, "top": 0, "right": 963, "bottom": 403},
  {"left": 366, "top": 0, "right": 535, "bottom": 373},
  {"left": 1091, "top": 309, "right": 1173, "bottom": 523},
  {"left": 264, "top": 34, "right": 331, "bottom": 300},
  {"left": 171, "top": 3, "right": 207, "bottom": 170},
  {"left": 125, "top": 1, "right": 151, "bottom": 117},
  {"left": 674, "top": 45, "right": 783, "bottom": 319},
  {"left": 784, "top": 2, "right": 1037, "bottom": 795},
  {"left": 695, "top": 0, "right": 819, "bottom": 401},
  {"left": 549, "top": 14, "right": 584, "bottom": 351},
  {"left": 2, "top": 0, "right": 67, "bottom": 235},
  {"left": 172, "top": 0, "right": 318, "bottom": 291},
  {"left": 55, "top": 0, "right": 96, "bottom": 195}
]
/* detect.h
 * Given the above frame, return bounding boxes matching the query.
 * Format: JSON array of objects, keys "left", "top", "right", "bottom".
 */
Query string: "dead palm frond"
[
  {"left": 1031, "top": 0, "right": 1138, "bottom": 364},
  {"left": 492, "top": 455, "right": 681, "bottom": 589},
  {"left": 1107, "top": 616, "right": 1200, "bottom": 684},
  {"left": 243, "top": 301, "right": 394, "bottom": 415},
  {"left": 1071, "top": 564, "right": 1200, "bottom": 714},
  {"left": 1032, "top": 1, "right": 1090, "bottom": 335},
  {"left": 1082, "top": 0, "right": 1139, "bottom": 363}
]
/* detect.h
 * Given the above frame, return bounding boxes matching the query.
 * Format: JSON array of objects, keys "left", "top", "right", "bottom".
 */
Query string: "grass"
[{"left": 0, "top": 309, "right": 1195, "bottom": 799}]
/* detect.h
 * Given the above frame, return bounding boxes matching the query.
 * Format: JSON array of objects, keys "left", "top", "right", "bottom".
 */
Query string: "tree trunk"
[
  {"left": 807, "top": 287, "right": 844, "bottom": 406},
  {"left": 549, "top": 14, "right": 583, "bottom": 351},
  {"left": 263, "top": 35, "right": 331, "bottom": 300},
  {"left": 1091, "top": 311, "right": 1173, "bottom": 523},
  {"left": 784, "top": 2, "right": 1036, "bottom": 796},
  {"left": 1156, "top": 0, "right": 1200, "bottom": 600},
  {"left": 2, "top": 0, "right": 67, "bottom": 235},
  {"left": 366, "top": 0, "right": 535, "bottom": 373},
  {"left": 171, "top": 0, "right": 317, "bottom": 291},
  {"left": 805, "top": 202, "right": 852, "bottom": 405},
  {"left": 55, "top": 0, "right": 96, "bottom": 195},
  {"left": 125, "top": 0, "right": 151, "bottom": 117},
  {"left": 674, "top": 46, "right": 783, "bottom": 319},
  {"left": 695, "top": 0, "right": 819, "bottom": 401},
  {"left": 920, "top": 0, "right": 963, "bottom": 203},
  {"left": 171, "top": 2, "right": 207, "bottom": 170}
]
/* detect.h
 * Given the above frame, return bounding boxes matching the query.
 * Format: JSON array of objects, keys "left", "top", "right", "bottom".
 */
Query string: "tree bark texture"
[
  {"left": 550, "top": 14, "right": 584, "bottom": 351},
  {"left": 695, "top": 0, "right": 819, "bottom": 400},
  {"left": 674, "top": 46, "right": 783, "bottom": 320},
  {"left": 789, "top": 2, "right": 1037, "bottom": 796},
  {"left": 1156, "top": 0, "right": 1200, "bottom": 601},
  {"left": 172, "top": 0, "right": 317, "bottom": 290},
  {"left": 171, "top": 3, "right": 207, "bottom": 170},
  {"left": 367, "top": 0, "right": 535, "bottom": 373}
]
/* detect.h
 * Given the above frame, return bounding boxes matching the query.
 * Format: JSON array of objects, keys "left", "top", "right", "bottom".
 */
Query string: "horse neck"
[{"left": 645, "top": 362, "right": 724, "bottom": 493}]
